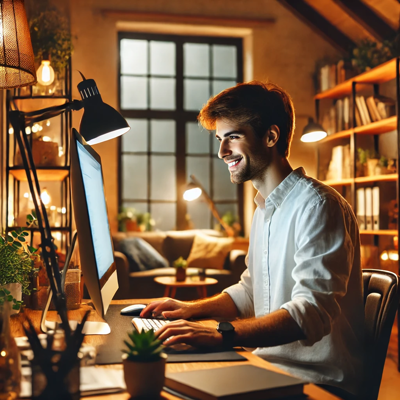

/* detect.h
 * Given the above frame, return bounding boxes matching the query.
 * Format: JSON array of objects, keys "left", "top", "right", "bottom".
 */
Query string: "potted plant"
[
  {"left": 0, "top": 224, "right": 39, "bottom": 315},
  {"left": 122, "top": 329, "right": 167, "bottom": 398},
  {"left": 117, "top": 207, "right": 138, "bottom": 232},
  {"left": 173, "top": 257, "right": 187, "bottom": 282}
]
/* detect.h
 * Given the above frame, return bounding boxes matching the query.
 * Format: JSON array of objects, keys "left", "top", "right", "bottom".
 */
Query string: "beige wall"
[{"left": 69, "top": 0, "right": 339, "bottom": 235}]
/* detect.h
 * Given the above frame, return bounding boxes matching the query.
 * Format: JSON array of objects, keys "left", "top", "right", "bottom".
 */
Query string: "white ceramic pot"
[
  {"left": 122, "top": 352, "right": 167, "bottom": 398},
  {"left": 0, "top": 283, "right": 22, "bottom": 315}
]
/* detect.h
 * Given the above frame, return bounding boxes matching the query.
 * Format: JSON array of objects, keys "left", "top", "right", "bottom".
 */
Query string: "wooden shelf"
[
  {"left": 320, "top": 129, "right": 352, "bottom": 143},
  {"left": 322, "top": 178, "right": 353, "bottom": 186},
  {"left": 315, "top": 58, "right": 397, "bottom": 100},
  {"left": 360, "top": 230, "right": 398, "bottom": 236},
  {"left": 355, "top": 174, "right": 397, "bottom": 184},
  {"left": 354, "top": 116, "right": 397, "bottom": 135},
  {"left": 10, "top": 169, "right": 69, "bottom": 181}
]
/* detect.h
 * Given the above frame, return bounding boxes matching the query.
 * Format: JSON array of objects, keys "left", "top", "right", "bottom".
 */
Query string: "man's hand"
[
  {"left": 156, "top": 320, "right": 224, "bottom": 348},
  {"left": 140, "top": 298, "right": 196, "bottom": 320}
]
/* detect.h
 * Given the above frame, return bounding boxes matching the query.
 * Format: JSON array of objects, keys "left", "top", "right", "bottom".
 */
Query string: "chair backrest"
[{"left": 361, "top": 269, "right": 399, "bottom": 400}]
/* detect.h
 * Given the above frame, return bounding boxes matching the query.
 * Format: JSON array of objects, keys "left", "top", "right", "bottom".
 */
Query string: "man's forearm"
[
  {"left": 232, "top": 309, "right": 306, "bottom": 347},
  {"left": 189, "top": 292, "right": 239, "bottom": 319}
]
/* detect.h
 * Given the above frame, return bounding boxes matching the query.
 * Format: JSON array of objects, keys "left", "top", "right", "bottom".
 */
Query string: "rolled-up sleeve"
[
  {"left": 280, "top": 198, "right": 355, "bottom": 346},
  {"left": 223, "top": 255, "right": 255, "bottom": 318}
]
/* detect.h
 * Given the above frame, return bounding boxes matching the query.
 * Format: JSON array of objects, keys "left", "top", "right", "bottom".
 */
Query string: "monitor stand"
[{"left": 40, "top": 232, "right": 111, "bottom": 335}]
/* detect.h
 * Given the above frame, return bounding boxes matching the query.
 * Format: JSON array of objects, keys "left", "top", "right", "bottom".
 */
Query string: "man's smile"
[{"left": 227, "top": 158, "right": 242, "bottom": 169}]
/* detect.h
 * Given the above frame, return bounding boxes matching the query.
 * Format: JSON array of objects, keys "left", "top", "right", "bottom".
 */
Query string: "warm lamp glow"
[
  {"left": 300, "top": 130, "right": 327, "bottom": 143},
  {"left": 41, "top": 188, "right": 51, "bottom": 206},
  {"left": 37, "top": 59, "right": 55, "bottom": 86},
  {"left": 183, "top": 187, "right": 202, "bottom": 201}
]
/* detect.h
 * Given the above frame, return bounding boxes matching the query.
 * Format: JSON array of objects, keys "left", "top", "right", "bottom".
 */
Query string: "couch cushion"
[
  {"left": 113, "top": 231, "right": 167, "bottom": 257},
  {"left": 118, "top": 237, "right": 169, "bottom": 272},
  {"left": 187, "top": 233, "right": 234, "bottom": 270},
  {"left": 162, "top": 231, "right": 197, "bottom": 264}
]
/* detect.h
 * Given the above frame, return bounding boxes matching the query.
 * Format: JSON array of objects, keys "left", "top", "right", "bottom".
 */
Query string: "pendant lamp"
[{"left": 0, "top": 0, "right": 37, "bottom": 88}]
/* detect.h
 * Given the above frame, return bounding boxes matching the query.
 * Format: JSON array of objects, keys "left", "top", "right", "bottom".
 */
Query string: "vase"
[
  {"left": 367, "top": 158, "right": 379, "bottom": 176},
  {"left": 175, "top": 268, "right": 186, "bottom": 282},
  {"left": 122, "top": 353, "right": 167, "bottom": 398},
  {"left": 0, "top": 283, "right": 22, "bottom": 315}
]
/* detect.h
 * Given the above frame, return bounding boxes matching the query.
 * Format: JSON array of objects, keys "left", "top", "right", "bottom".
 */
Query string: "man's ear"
[{"left": 265, "top": 125, "right": 280, "bottom": 148}]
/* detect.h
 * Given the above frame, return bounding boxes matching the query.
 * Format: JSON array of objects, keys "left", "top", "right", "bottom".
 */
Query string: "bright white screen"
[{"left": 77, "top": 141, "right": 114, "bottom": 279}]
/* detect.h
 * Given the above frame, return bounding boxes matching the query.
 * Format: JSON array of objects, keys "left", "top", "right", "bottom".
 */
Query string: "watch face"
[{"left": 218, "top": 322, "right": 234, "bottom": 332}]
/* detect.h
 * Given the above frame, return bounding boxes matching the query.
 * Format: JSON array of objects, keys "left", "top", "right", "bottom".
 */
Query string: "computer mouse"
[{"left": 120, "top": 304, "right": 147, "bottom": 316}]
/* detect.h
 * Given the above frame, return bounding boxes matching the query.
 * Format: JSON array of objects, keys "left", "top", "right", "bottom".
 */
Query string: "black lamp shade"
[
  {"left": 78, "top": 78, "right": 130, "bottom": 144},
  {"left": 300, "top": 117, "right": 327, "bottom": 143}
]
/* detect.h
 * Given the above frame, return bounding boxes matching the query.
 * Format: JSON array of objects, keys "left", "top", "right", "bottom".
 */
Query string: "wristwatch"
[{"left": 217, "top": 321, "right": 235, "bottom": 347}]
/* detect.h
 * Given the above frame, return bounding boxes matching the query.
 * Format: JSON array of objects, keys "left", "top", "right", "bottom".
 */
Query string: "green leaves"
[
  {"left": 123, "top": 329, "right": 164, "bottom": 362},
  {"left": 0, "top": 288, "right": 22, "bottom": 310}
]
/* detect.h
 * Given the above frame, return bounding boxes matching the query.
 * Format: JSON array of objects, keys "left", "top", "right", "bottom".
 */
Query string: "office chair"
[{"left": 360, "top": 268, "right": 399, "bottom": 400}]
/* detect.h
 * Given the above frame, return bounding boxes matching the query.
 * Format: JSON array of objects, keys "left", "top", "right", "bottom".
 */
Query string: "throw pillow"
[
  {"left": 186, "top": 233, "right": 234, "bottom": 270},
  {"left": 119, "top": 237, "right": 169, "bottom": 272}
]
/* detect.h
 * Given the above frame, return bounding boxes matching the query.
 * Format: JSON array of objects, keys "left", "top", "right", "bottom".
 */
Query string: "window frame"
[{"left": 118, "top": 31, "right": 244, "bottom": 231}]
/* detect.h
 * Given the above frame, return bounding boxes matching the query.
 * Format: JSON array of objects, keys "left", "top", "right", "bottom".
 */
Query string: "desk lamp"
[
  {"left": 300, "top": 117, "right": 327, "bottom": 143},
  {"left": 184, "top": 174, "right": 235, "bottom": 237},
  {"left": 8, "top": 75, "right": 130, "bottom": 335}
]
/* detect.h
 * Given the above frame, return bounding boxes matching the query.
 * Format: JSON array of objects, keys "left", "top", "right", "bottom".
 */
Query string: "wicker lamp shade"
[{"left": 0, "top": 0, "right": 36, "bottom": 88}]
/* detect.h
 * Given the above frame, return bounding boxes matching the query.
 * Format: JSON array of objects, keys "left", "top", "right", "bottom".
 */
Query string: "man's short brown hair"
[{"left": 198, "top": 81, "right": 295, "bottom": 158}]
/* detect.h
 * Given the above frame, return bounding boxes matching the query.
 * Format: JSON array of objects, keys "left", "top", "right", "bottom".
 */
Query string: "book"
[
  {"left": 343, "top": 97, "right": 350, "bottom": 129},
  {"left": 355, "top": 96, "right": 366, "bottom": 125},
  {"left": 365, "top": 187, "right": 373, "bottom": 230},
  {"left": 165, "top": 365, "right": 304, "bottom": 400},
  {"left": 375, "top": 95, "right": 396, "bottom": 119},
  {"left": 360, "top": 96, "right": 372, "bottom": 125},
  {"left": 366, "top": 96, "right": 381, "bottom": 122},
  {"left": 356, "top": 188, "right": 366, "bottom": 230},
  {"left": 372, "top": 186, "right": 380, "bottom": 230}
]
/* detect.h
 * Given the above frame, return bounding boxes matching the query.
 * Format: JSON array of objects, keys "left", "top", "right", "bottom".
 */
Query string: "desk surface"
[{"left": 11, "top": 299, "right": 340, "bottom": 400}]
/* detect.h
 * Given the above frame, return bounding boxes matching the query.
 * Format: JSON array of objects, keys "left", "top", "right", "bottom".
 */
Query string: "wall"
[{"left": 69, "top": 0, "right": 339, "bottom": 235}]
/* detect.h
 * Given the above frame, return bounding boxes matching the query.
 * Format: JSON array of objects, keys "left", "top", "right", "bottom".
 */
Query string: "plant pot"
[
  {"left": 175, "top": 268, "right": 186, "bottom": 282},
  {"left": 367, "top": 158, "right": 379, "bottom": 176},
  {"left": 0, "top": 283, "right": 22, "bottom": 315},
  {"left": 122, "top": 353, "right": 167, "bottom": 398}
]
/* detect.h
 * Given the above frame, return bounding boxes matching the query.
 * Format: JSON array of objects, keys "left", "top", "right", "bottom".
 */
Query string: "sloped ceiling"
[{"left": 279, "top": 0, "right": 400, "bottom": 53}]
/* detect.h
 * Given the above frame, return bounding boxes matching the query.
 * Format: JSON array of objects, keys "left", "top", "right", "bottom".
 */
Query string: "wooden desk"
[
  {"left": 11, "top": 300, "right": 341, "bottom": 400},
  {"left": 154, "top": 276, "right": 218, "bottom": 298}
]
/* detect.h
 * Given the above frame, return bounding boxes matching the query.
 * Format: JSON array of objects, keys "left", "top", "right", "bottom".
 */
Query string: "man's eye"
[{"left": 229, "top": 135, "right": 239, "bottom": 140}]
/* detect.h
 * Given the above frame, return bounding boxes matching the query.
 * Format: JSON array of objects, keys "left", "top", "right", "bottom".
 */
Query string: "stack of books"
[{"left": 356, "top": 187, "right": 380, "bottom": 230}]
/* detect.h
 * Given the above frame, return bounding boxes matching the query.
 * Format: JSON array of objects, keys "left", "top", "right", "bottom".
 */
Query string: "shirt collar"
[{"left": 254, "top": 167, "right": 306, "bottom": 209}]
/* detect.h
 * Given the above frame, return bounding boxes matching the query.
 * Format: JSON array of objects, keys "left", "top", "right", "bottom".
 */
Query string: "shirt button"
[{"left": 264, "top": 249, "right": 268, "bottom": 254}]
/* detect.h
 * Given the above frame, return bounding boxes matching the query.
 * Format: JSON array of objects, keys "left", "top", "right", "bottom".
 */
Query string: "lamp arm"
[
  {"left": 9, "top": 111, "right": 71, "bottom": 337},
  {"left": 190, "top": 175, "right": 235, "bottom": 237}
]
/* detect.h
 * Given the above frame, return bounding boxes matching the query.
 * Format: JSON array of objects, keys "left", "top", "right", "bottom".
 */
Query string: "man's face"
[{"left": 216, "top": 119, "right": 272, "bottom": 184}]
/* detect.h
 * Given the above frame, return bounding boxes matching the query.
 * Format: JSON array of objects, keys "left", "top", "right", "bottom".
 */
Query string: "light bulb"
[
  {"left": 37, "top": 60, "right": 55, "bottom": 86},
  {"left": 183, "top": 188, "right": 202, "bottom": 201},
  {"left": 41, "top": 189, "right": 51, "bottom": 206}
]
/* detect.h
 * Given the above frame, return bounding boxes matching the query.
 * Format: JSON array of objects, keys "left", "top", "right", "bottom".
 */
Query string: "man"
[{"left": 141, "top": 81, "right": 364, "bottom": 397}]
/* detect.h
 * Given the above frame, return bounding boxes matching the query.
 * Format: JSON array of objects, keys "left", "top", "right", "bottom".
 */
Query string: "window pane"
[
  {"left": 186, "top": 156, "right": 210, "bottom": 193},
  {"left": 212, "top": 134, "right": 220, "bottom": 155},
  {"left": 184, "top": 79, "right": 210, "bottom": 111},
  {"left": 151, "top": 203, "right": 176, "bottom": 231},
  {"left": 120, "top": 39, "right": 148, "bottom": 75},
  {"left": 186, "top": 122, "right": 209, "bottom": 154},
  {"left": 187, "top": 202, "right": 211, "bottom": 229},
  {"left": 122, "top": 119, "right": 148, "bottom": 152},
  {"left": 151, "top": 156, "right": 176, "bottom": 200},
  {"left": 150, "top": 77, "right": 175, "bottom": 110},
  {"left": 213, "top": 158, "right": 237, "bottom": 200},
  {"left": 150, "top": 41, "right": 176, "bottom": 76},
  {"left": 121, "top": 76, "right": 147, "bottom": 110},
  {"left": 216, "top": 203, "right": 238, "bottom": 224},
  {"left": 122, "top": 155, "right": 148, "bottom": 200},
  {"left": 122, "top": 202, "right": 148, "bottom": 214},
  {"left": 183, "top": 43, "right": 209, "bottom": 77},
  {"left": 212, "top": 45, "right": 237, "bottom": 78},
  {"left": 151, "top": 120, "right": 175, "bottom": 152},
  {"left": 212, "top": 80, "right": 236, "bottom": 97}
]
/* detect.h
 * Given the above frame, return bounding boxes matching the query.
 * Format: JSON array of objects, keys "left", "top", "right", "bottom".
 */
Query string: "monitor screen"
[{"left": 70, "top": 128, "right": 118, "bottom": 323}]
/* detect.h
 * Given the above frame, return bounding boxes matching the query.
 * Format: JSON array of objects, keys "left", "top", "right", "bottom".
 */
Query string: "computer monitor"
[{"left": 70, "top": 128, "right": 118, "bottom": 333}]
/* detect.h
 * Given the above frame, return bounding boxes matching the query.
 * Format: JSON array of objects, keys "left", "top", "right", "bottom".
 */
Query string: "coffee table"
[{"left": 154, "top": 276, "right": 218, "bottom": 298}]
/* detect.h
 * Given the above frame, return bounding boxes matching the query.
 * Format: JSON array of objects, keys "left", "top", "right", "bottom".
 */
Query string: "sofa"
[{"left": 112, "top": 229, "right": 247, "bottom": 300}]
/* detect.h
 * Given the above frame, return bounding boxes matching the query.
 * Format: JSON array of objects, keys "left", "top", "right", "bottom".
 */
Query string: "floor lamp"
[
  {"left": 184, "top": 174, "right": 236, "bottom": 237},
  {"left": 9, "top": 75, "right": 130, "bottom": 334}
]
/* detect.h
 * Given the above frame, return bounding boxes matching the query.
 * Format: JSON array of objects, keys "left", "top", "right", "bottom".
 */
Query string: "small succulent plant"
[
  {"left": 173, "top": 257, "right": 187, "bottom": 269},
  {"left": 123, "top": 329, "right": 164, "bottom": 362}
]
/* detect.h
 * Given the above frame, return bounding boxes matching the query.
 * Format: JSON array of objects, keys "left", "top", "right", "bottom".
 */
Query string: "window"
[{"left": 119, "top": 32, "right": 243, "bottom": 231}]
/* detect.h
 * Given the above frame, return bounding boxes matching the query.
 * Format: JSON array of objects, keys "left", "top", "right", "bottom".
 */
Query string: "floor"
[{"left": 378, "top": 316, "right": 399, "bottom": 399}]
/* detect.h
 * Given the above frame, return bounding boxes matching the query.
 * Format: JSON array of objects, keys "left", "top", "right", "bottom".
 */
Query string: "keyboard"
[{"left": 132, "top": 317, "right": 170, "bottom": 333}]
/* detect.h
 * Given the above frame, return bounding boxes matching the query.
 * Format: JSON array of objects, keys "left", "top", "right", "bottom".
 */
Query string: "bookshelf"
[{"left": 315, "top": 57, "right": 400, "bottom": 368}]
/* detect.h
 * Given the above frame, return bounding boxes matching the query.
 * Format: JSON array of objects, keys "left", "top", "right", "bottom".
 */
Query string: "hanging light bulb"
[
  {"left": 37, "top": 56, "right": 55, "bottom": 86},
  {"left": 41, "top": 188, "right": 51, "bottom": 206}
]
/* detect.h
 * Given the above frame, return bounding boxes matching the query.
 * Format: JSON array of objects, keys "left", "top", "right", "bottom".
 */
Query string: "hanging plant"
[{"left": 28, "top": 4, "right": 73, "bottom": 73}]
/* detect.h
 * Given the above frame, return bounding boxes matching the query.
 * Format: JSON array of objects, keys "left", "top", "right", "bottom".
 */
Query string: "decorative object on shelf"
[
  {"left": 300, "top": 117, "right": 327, "bottom": 143},
  {"left": 173, "top": 257, "right": 188, "bottom": 282},
  {"left": 0, "top": 0, "right": 36, "bottom": 88},
  {"left": 36, "top": 55, "right": 55, "bottom": 87},
  {"left": 388, "top": 199, "right": 398, "bottom": 230},
  {"left": 0, "top": 221, "right": 39, "bottom": 314},
  {"left": 184, "top": 174, "right": 236, "bottom": 237},
  {"left": 14, "top": 137, "right": 61, "bottom": 167},
  {"left": 117, "top": 207, "right": 138, "bottom": 232},
  {"left": 0, "top": 302, "right": 21, "bottom": 399},
  {"left": 376, "top": 156, "right": 389, "bottom": 175},
  {"left": 122, "top": 328, "right": 167, "bottom": 399}
]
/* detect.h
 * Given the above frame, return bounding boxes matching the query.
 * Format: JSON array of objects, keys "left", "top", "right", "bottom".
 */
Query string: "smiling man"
[{"left": 141, "top": 81, "right": 364, "bottom": 398}]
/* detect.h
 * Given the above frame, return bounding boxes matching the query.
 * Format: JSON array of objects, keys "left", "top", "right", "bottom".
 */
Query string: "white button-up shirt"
[{"left": 224, "top": 167, "right": 364, "bottom": 395}]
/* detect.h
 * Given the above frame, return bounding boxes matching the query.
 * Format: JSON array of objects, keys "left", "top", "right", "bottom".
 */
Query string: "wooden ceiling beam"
[
  {"left": 278, "top": 0, "right": 355, "bottom": 54},
  {"left": 332, "top": 0, "right": 396, "bottom": 41}
]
